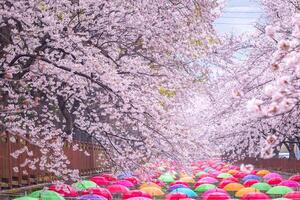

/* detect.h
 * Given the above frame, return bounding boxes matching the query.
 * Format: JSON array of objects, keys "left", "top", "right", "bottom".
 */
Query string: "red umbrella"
[
  {"left": 90, "top": 176, "right": 110, "bottom": 186},
  {"left": 289, "top": 175, "right": 300, "bottom": 182},
  {"left": 82, "top": 187, "right": 113, "bottom": 200},
  {"left": 170, "top": 181, "right": 189, "bottom": 187},
  {"left": 267, "top": 177, "right": 282, "bottom": 186},
  {"left": 243, "top": 179, "right": 259, "bottom": 187},
  {"left": 201, "top": 189, "right": 227, "bottom": 200},
  {"left": 114, "top": 180, "right": 135, "bottom": 187},
  {"left": 234, "top": 172, "right": 247, "bottom": 179},
  {"left": 101, "top": 173, "right": 117, "bottom": 181},
  {"left": 218, "top": 180, "right": 235, "bottom": 188},
  {"left": 122, "top": 190, "right": 152, "bottom": 200},
  {"left": 284, "top": 191, "right": 300, "bottom": 200},
  {"left": 202, "top": 192, "right": 230, "bottom": 200},
  {"left": 163, "top": 192, "right": 189, "bottom": 200},
  {"left": 125, "top": 177, "right": 139, "bottom": 185},
  {"left": 153, "top": 180, "right": 166, "bottom": 187},
  {"left": 49, "top": 184, "right": 78, "bottom": 197},
  {"left": 107, "top": 184, "right": 129, "bottom": 194},
  {"left": 241, "top": 192, "right": 271, "bottom": 200}
]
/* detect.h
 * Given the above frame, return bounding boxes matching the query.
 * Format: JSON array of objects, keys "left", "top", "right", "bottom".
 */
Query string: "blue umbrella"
[
  {"left": 168, "top": 184, "right": 188, "bottom": 192},
  {"left": 77, "top": 194, "right": 107, "bottom": 200},
  {"left": 117, "top": 171, "right": 133, "bottom": 179},
  {"left": 242, "top": 175, "right": 261, "bottom": 182},
  {"left": 171, "top": 188, "right": 197, "bottom": 197}
]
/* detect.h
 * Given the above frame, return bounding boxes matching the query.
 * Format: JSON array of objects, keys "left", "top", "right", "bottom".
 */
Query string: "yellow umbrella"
[
  {"left": 224, "top": 183, "right": 245, "bottom": 192},
  {"left": 256, "top": 170, "right": 270, "bottom": 177},
  {"left": 139, "top": 182, "right": 161, "bottom": 189},
  {"left": 180, "top": 176, "right": 195, "bottom": 183},
  {"left": 235, "top": 187, "right": 259, "bottom": 198},
  {"left": 140, "top": 186, "right": 164, "bottom": 197},
  {"left": 227, "top": 169, "right": 239, "bottom": 175}
]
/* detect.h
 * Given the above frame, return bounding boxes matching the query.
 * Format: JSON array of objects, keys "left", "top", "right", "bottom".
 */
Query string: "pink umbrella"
[
  {"left": 267, "top": 177, "right": 282, "bottom": 186},
  {"left": 234, "top": 172, "right": 247, "bottom": 179},
  {"left": 201, "top": 188, "right": 227, "bottom": 199},
  {"left": 263, "top": 173, "right": 282, "bottom": 180},
  {"left": 124, "top": 177, "right": 139, "bottom": 185},
  {"left": 223, "top": 177, "right": 239, "bottom": 182},
  {"left": 202, "top": 192, "right": 230, "bottom": 200},
  {"left": 241, "top": 192, "right": 271, "bottom": 200},
  {"left": 289, "top": 175, "right": 300, "bottom": 182},
  {"left": 127, "top": 198, "right": 152, "bottom": 200},
  {"left": 170, "top": 181, "right": 189, "bottom": 187},
  {"left": 49, "top": 183, "right": 78, "bottom": 197},
  {"left": 90, "top": 176, "right": 110, "bottom": 186},
  {"left": 279, "top": 180, "right": 300, "bottom": 189},
  {"left": 199, "top": 177, "right": 219, "bottom": 184},
  {"left": 218, "top": 180, "right": 235, "bottom": 188},
  {"left": 243, "top": 179, "right": 259, "bottom": 187},
  {"left": 114, "top": 180, "right": 134, "bottom": 187},
  {"left": 101, "top": 173, "right": 117, "bottom": 181},
  {"left": 107, "top": 184, "right": 129, "bottom": 194},
  {"left": 284, "top": 191, "right": 300, "bottom": 200}
]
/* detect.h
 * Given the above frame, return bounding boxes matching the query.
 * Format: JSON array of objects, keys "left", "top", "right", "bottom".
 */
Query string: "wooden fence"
[
  {"left": 0, "top": 131, "right": 111, "bottom": 189},
  {"left": 236, "top": 157, "right": 300, "bottom": 173}
]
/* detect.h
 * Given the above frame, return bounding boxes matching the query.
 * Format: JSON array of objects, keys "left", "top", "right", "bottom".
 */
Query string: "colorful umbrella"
[
  {"left": 218, "top": 180, "right": 235, "bottom": 188},
  {"left": 284, "top": 191, "right": 300, "bottom": 200},
  {"left": 279, "top": 180, "right": 300, "bottom": 189},
  {"left": 81, "top": 187, "right": 112, "bottom": 200},
  {"left": 194, "top": 181, "right": 211, "bottom": 188},
  {"left": 13, "top": 197, "right": 38, "bottom": 200},
  {"left": 224, "top": 183, "right": 244, "bottom": 192},
  {"left": 256, "top": 170, "right": 270, "bottom": 177},
  {"left": 201, "top": 188, "right": 227, "bottom": 199},
  {"left": 163, "top": 193, "right": 189, "bottom": 200},
  {"left": 73, "top": 180, "right": 97, "bottom": 190},
  {"left": 251, "top": 182, "right": 272, "bottom": 191},
  {"left": 168, "top": 184, "right": 188, "bottom": 192},
  {"left": 199, "top": 177, "right": 218, "bottom": 184},
  {"left": 263, "top": 173, "right": 282, "bottom": 180},
  {"left": 107, "top": 184, "right": 129, "bottom": 194},
  {"left": 242, "top": 175, "right": 261, "bottom": 182},
  {"left": 124, "top": 177, "right": 139, "bottom": 185},
  {"left": 241, "top": 192, "right": 271, "bottom": 200},
  {"left": 49, "top": 183, "right": 78, "bottom": 197},
  {"left": 227, "top": 169, "right": 239, "bottom": 175},
  {"left": 90, "top": 176, "right": 110, "bottom": 186},
  {"left": 289, "top": 175, "right": 300, "bottom": 182},
  {"left": 202, "top": 192, "right": 230, "bottom": 200},
  {"left": 170, "top": 181, "right": 189, "bottom": 187},
  {"left": 171, "top": 188, "right": 197, "bottom": 197},
  {"left": 122, "top": 190, "right": 151, "bottom": 200},
  {"left": 195, "top": 171, "right": 207, "bottom": 177},
  {"left": 180, "top": 176, "right": 195, "bottom": 183},
  {"left": 217, "top": 173, "right": 232, "bottom": 179},
  {"left": 140, "top": 186, "right": 164, "bottom": 197},
  {"left": 234, "top": 172, "right": 247, "bottom": 179},
  {"left": 114, "top": 180, "right": 135, "bottom": 187},
  {"left": 267, "top": 177, "right": 283, "bottom": 186},
  {"left": 266, "top": 186, "right": 294, "bottom": 195},
  {"left": 159, "top": 173, "right": 175, "bottom": 183},
  {"left": 243, "top": 179, "right": 259, "bottom": 187},
  {"left": 126, "top": 198, "right": 152, "bottom": 200},
  {"left": 235, "top": 187, "right": 259, "bottom": 198},
  {"left": 77, "top": 194, "right": 107, "bottom": 200},
  {"left": 29, "top": 190, "right": 65, "bottom": 200},
  {"left": 101, "top": 173, "right": 117, "bottom": 181},
  {"left": 194, "top": 184, "right": 216, "bottom": 193},
  {"left": 139, "top": 182, "right": 161, "bottom": 189}
]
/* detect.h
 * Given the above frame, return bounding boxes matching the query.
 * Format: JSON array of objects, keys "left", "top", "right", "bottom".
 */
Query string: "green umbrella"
[
  {"left": 29, "top": 190, "right": 64, "bottom": 200},
  {"left": 217, "top": 173, "right": 232, "bottom": 179},
  {"left": 195, "top": 184, "right": 216, "bottom": 193},
  {"left": 272, "top": 198, "right": 290, "bottom": 200},
  {"left": 171, "top": 188, "right": 197, "bottom": 197},
  {"left": 195, "top": 171, "right": 207, "bottom": 177},
  {"left": 73, "top": 180, "right": 97, "bottom": 190},
  {"left": 14, "top": 197, "right": 38, "bottom": 200},
  {"left": 251, "top": 182, "right": 272, "bottom": 191},
  {"left": 158, "top": 173, "right": 175, "bottom": 183},
  {"left": 266, "top": 186, "right": 293, "bottom": 195}
]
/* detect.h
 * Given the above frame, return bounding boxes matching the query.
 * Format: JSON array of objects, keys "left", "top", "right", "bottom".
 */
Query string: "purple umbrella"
[
  {"left": 201, "top": 188, "right": 227, "bottom": 199},
  {"left": 168, "top": 184, "right": 188, "bottom": 192},
  {"left": 77, "top": 194, "right": 107, "bottom": 200},
  {"left": 199, "top": 177, "right": 219, "bottom": 184},
  {"left": 279, "top": 180, "right": 300, "bottom": 189},
  {"left": 263, "top": 173, "right": 282, "bottom": 180}
]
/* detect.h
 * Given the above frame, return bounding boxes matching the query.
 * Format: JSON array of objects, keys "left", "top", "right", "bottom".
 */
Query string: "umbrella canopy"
[
  {"left": 251, "top": 182, "right": 272, "bottom": 191},
  {"left": 139, "top": 182, "right": 161, "bottom": 189},
  {"left": 195, "top": 184, "right": 216, "bottom": 193},
  {"left": 284, "top": 191, "right": 300, "bottom": 200},
  {"left": 227, "top": 169, "right": 239, "bottom": 175},
  {"left": 114, "top": 180, "right": 135, "bottom": 187},
  {"left": 224, "top": 183, "right": 244, "bottom": 192},
  {"left": 218, "top": 180, "right": 235, "bottom": 189},
  {"left": 100, "top": 173, "right": 117, "bottom": 181},
  {"left": 242, "top": 175, "right": 261, "bottom": 182},
  {"left": 77, "top": 194, "right": 107, "bottom": 200},
  {"left": 140, "top": 186, "right": 164, "bottom": 197},
  {"left": 163, "top": 193, "right": 189, "bottom": 200},
  {"left": 195, "top": 171, "right": 207, "bottom": 177},
  {"left": 256, "top": 170, "right": 270, "bottom": 177},
  {"left": 234, "top": 172, "right": 247, "bottom": 179},
  {"left": 267, "top": 177, "right": 283, "bottom": 186},
  {"left": 117, "top": 172, "right": 134, "bottom": 179},
  {"left": 171, "top": 188, "right": 197, "bottom": 197},
  {"left": 168, "top": 184, "right": 188, "bottom": 192},
  {"left": 124, "top": 177, "right": 139, "bottom": 185},
  {"left": 49, "top": 184, "right": 78, "bottom": 197},
  {"left": 199, "top": 177, "right": 218, "bottom": 184},
  {"left": 81, "top": 187, "right": 112, "bottom": 200},
  {"left": 241, "top": 192, "right": 271, "bottom": 200},
  {"left": 73, "top": 180, "right": 97, "bottom": 190},
  {"left": 159, "top": 173, "right": 175, "bottom": 183},
  {"left": 289, "top": 175, "right": 300, "bottom": 182},
  {"left": 122, "top": 190, "right": 151, "bottom": 200},
  {"left": 126, "top": 198, "right": 152, "bottom": 200},
  {"left": 264, "top": 173, "right": 282, "bottom": 180},
  {"left": 279, "top": 180, "right": 300, "bottom": 189},
  {"left": 194, "top": 181, "right": 211, "bottom": 188},
  {"left": 29, "top": 190, "right": 65, "bottom": 200},
  {"left": 180, "top": 176, "right": 195, "bottom": 183},
  {"left": 90, "top": 176, "right": 110, "bottom": 186},
  {"left": 107, "top": 184, "right": 129, "bottom": 194},
  {"left": 243, "top": 179, "right": 259, "bottom": 187},
  {"left": 267, "top": 186, "right": 294, "bottom": 195},
  {"left": 235, "top": 187, "right": 259, "bottom": 198},
  {"left": 170, "top": 181, "right": 189, "bottom": 187},
  {"left": 217, "top": 173, "right": 232, "bottom": 179},
  {"left": 202, "top": 192, "right": 230, "bottom": 200},
  {"left": 201, "top": 188, "right": 227, "bottom": 199},
  {"left": 13, "top": 197, "right": 38, "bottom": 200}
]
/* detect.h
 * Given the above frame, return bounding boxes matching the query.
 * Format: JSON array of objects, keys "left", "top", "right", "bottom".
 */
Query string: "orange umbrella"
[
  {"left": 228, "top": 170, "right": 239, "bottom": 175},
  {"left": 139, "top": 182, "right": 161, "bottom": 189},
  {"left": 224, "top": 183, "right": 245, "bottom": 192},
  {"left": 256, "top": 170, "right": 270, "bottom": 177},
  {"left": 180, "top": 176, "right": 195, "bottom": 183},
  {"left": 140, "top": 186, "right": 164, "bottom": 197},
  {"left": 235, "top": 187, "right": 259, "bottom": 198}
]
